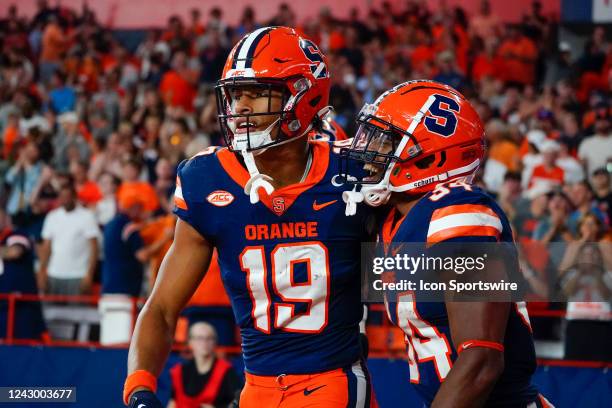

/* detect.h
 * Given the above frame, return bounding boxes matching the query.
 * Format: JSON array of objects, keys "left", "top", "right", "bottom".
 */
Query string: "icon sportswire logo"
[{"left": 207, "top": 190, "right": 235, "bottom": 207}]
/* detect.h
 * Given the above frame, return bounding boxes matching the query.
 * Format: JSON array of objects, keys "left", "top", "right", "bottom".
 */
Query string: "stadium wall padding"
[{"left": 0, "top": 346, "right": 609, "bottom": 408}]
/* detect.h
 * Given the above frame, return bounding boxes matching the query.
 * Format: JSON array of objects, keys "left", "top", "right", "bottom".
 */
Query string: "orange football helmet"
[
  {"left": 215, "top": 26, "right": 331, "bottom": 204},
  {"left": 216, "top": 26, "right": 330, "bottom": 153},
  {"left": 340, "top": 80, "right": 485, "bottom": 214}
]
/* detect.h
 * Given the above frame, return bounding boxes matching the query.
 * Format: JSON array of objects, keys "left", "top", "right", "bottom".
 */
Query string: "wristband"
[
  {"left": 123, "top": 370, "right": 157, "bottom": 405},
  {"left": 457, "top": 339, "right": 504, "bottom": 354}
]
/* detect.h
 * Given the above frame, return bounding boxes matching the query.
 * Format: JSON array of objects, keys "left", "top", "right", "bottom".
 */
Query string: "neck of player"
[
  {"left": 254, "top": 136, "right": 311, "bottom": 189},
  {"left": 392, "top": 193, "right": 423, "bottom": 217}
]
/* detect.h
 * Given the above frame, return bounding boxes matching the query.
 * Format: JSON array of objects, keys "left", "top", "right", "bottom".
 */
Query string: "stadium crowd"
[{"left": 0, "top": 0, "right": 610, "bottom": 361}]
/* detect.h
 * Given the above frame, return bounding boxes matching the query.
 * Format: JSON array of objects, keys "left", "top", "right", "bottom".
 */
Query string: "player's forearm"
[
  {"left": 430, "top": 351, "right": 504, "bottom": 408},
  {"left": 127, "top": 301, "right": 177, "bottom": 379}
]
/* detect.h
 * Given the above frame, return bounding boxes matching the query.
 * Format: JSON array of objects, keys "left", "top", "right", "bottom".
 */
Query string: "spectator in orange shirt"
[
  {"left": 410, "top": 28, "right": 436, "bottom": 73},
  {"left": 139, "top": 213, "right": 175, "bottom": 285},
  {"left": 40, "top": 15, "right": 66, "bottom": 83},
  {"left": 497, "top": 25, "right": 538, "bottom": 86},
  {"left": 159, "top": 51, "right": 198, "bottom": 112},
  {"left": 471, "top": 37, "right": 500, "bottom": 83},
  {"left": 528, "top": 140, "right": 565, "bottom": 188},
  {"left": 117, "top": 158, "right": 160, "bottom": 213}
]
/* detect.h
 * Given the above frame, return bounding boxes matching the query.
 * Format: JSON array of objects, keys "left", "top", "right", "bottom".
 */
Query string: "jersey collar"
[{"left": 217, "top": 141, "right": 330, "bottom": 216}]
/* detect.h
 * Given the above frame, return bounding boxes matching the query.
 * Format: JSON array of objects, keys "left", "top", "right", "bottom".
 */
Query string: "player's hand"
[{"left": 127, "top": 390, "right": 163, "bottom": 408}]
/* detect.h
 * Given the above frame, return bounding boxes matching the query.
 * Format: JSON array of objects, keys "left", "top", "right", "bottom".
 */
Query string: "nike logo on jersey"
[
  {"left": 312, "top": 200, "right": 337, "bottom": 211},
  {"left": 303, "top": 384, "right": 327, "bottom": 396}
]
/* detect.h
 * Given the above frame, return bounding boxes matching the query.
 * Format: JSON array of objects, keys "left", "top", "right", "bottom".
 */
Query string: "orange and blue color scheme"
[
  {"left": 380, "top": 181, "right": 545, "bottom": 407},
  {"left": 173, "top": 139, "right": 378, "bottom": 407}
]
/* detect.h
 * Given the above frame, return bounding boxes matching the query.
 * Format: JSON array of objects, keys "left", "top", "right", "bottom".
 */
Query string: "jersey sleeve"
[
  {"left": 172, "top": 157, "right": 219, "bottom": 241},
  {"left": 173, "top": 160, "right": 192, "bottom": 224},
  {"left": 426, "top": 203, "right": 503, "bottom": 245}
]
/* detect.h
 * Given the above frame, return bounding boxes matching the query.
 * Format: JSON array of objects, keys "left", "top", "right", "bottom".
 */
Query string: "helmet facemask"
[{"left": 215, "top": 76, "right": 314, "bottom": 203}]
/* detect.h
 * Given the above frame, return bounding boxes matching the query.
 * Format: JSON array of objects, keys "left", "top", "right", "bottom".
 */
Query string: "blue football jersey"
[
  {"left": 173, "top": 140, "right": 375, "bottom": 375},
  {"left": 380, "top": 181, "right": 539, "bottom": 407}
]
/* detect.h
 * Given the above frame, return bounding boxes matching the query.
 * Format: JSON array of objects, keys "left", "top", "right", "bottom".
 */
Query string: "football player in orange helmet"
[
  {"left": 125, "top": 27, "right": 378, "bottom": 408},
  {"left": 215, "top": 26, "right": 332, "bottom": 203},
  {"left": 339, "top": 80, "right": 553, "bottom": 408}
]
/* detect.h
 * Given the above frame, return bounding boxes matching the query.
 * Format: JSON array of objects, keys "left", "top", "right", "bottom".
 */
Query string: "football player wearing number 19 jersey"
[
  {"left": 339, "top": 81, "right": 554, "bottom": 408},
  {"left": 124, "top": 27, "right": 377, "bottom": 408}
]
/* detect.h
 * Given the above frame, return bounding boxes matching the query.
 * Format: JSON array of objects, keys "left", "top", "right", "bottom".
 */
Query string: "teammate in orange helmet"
[
  {"left": 124, "top": 27, "right": 377, "bottom": 408},
  {"left": 339, "top": 80, "right": 554, "bottom": 408}
]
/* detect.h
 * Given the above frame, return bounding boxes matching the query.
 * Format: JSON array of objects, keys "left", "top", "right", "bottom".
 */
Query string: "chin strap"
[
  {"left": 342, "top": 187, "right": 364, "bottom": 216},
  {"left": 342, "top": 95, "right": 437, "bottom": 216},
  {"left": 242, "top": 149, "right": 275, "bottom": 204}
]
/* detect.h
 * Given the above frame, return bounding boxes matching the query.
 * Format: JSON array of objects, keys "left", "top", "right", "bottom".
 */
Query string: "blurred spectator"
[
  {"left": 514, "top": 183, "right": 551, "bottom": 239},
  {"left": 88, "top": 133, "right": 126, "bottom": 181},
  {"left": 520, "top": 129, "right": 545, "bottom": 176},
  {"left": 38, "top": 181, "right": 99, "bottom": 295},
  {"left": 92, "top": 74, "right": 121, "bottom": 129},
  {"left": 100, "top": 190, "right": 149, "bottom": 299},
  {"left": 140, "top": 212, "right": 174, "bottom": 287},
  {"left": 168, "top": 322, "right": 242, "bottom": 408},
  {"left": 116, "top": 158, "right": 160, "bottom": 212},
  {"left": 234, "top": 6, "right": 258, "bottom": 39},
  {"left": 558, "top": 240, "right": 612, "bottom": 361},
  {"left": 558, "top": 114, "right": 584, "bottom": 156},
  {"left": 544, "top": 42, "right": 574, "bottom": 88},
  {"left": 497, "top": 25, "right": 537, "bottom": 86},
  {"left": 19, "top": 98, "right": 50, "bottom": 137},
  {"left": 39, "top": 14, "right": 66, "bottom": 83},
  {"left": 160, "top": 51, "right": 198, "bottom": 112},
  {"left": 46, "top": 70, "right": 76, "bottom": 114},
  {"left": 592, "top": 168, "right": 612, "bottom": 223},
  {"left": 470, "top": 0, "right": 499, "bottom": 40},
  {"left": 533, "top": 190, "right": 572, "bottom": 245},
  {"left": 0, "top": 207, "right": 47, "bottom": 341},
  {"left": 484, "top": 120, "right": 520, "bottom": 193},
  {"left": 69, "top": 160, "right": 102, "bottom": 207},
  {"left": 356, "top": 58, "right": 385, "bottom": 104},
  {"left": 578, "top": 107, "right": 611, "bottom": 176},
  {"left": 339, "top": 26, "right": 365, "bottom": 75},
  {"left": 433, "top": 51, "right": 466, "bottom": 91},
  {"left": 526, "top": 139, "right": 564, "bottom": 188},
  {"left": 4, "top": 141, "right": 49, "bottom": 217},
  {"left": 567, "top": 181, "right": 607, "bottom": 236},
  {"left": 555, "top": 142, "right": 584, "bottom": 185},
  {"left": 53, "top": 112, "right": 90, "bottom": 172},
  {"left": 95, "top": 172, "right": 119, "bottom": 227},
  {"left": 98, "top": 188, "right": 162, "bottom": 345}
]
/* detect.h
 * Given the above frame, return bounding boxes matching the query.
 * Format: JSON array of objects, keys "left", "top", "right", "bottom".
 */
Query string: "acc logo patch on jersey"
[{"left": 207, "top": 190, "right": 235, "bottom": 207}]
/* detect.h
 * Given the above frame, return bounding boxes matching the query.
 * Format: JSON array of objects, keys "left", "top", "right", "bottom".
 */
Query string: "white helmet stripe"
[{"left": 235, "top": 27, "right": 272, "bottom": 69}]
